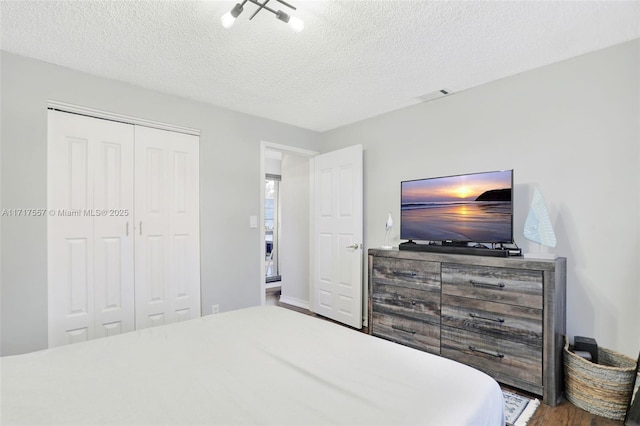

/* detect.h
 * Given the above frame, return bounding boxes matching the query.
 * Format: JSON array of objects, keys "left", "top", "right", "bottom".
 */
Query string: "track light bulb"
[
  {"left": 287, "top": 15, "right": 304, "bottom": 32},
  {"left": 275, "top": 10, "right": 304, "bottom": 32},
  {"left": 221, "top": 3, "right": 244, "bottom": 29},
  {"left": 221, "top": 12, "right": 236, "bottom": 28}
]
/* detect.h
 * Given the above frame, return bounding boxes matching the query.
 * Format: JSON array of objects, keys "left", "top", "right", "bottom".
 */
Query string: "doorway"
[
  {"left": 259, "top": 142, "right": 318, "bottom": 308},
  {"left": 259, "top": 142, "right": 365, "bottom": 329},
  {"left": 265, "top": 173, "right": 281, "bottom": 284}
]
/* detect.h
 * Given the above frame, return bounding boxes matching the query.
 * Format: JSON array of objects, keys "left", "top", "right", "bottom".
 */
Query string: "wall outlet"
[{"left": 211, "top": 304, "right": 219, "bottom": 314}]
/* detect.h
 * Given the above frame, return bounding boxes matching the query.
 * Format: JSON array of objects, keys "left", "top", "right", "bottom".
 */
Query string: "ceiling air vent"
[{"left": 416, "top": 89, "right": 452, "bottom": 103}]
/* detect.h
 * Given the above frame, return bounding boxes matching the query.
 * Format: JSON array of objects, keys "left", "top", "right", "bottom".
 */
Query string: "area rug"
[{"left": 503, "top": 390, "right": 540, "bottom": 426}]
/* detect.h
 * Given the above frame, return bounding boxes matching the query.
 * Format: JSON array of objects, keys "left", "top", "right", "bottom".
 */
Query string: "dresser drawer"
[
  {"left": 441, "top": 294, "right": 542, "bottom": 346},
  {"left": 372, "top": 312, "right": 440, "bottom": 355},
  {"left": 372, "top": 257, "right": 440, "bottom": 292},
  {"left": 441, "top": 326, "right": 542, "bottom": 386},
  {"left": 372, "top": 284, "right": 440, "bottom": 324},
  {"left": 442, "top": 263, "right": 542, "bottom": 309}
]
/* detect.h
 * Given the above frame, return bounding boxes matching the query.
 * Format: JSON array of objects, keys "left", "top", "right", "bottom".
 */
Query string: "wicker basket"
[{"left": 563, "top": 336, "right": 637, "bottom": 420}]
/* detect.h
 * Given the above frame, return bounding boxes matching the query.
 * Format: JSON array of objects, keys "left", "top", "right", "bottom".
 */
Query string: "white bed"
[{"left": 1, "top": 306, "right": 504, "bottom": 425}]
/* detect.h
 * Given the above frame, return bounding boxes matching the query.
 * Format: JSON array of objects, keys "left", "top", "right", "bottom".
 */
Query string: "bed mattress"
[{"left": 1, "top": 306, "right": 504, "bottom": 425}]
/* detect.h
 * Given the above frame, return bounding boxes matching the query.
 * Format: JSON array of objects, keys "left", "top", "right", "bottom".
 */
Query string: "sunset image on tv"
[{"left": 401, "top": 170, "right": 512, "bottom": 242}]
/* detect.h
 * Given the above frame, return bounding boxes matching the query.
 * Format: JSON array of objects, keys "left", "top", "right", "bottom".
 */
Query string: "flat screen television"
[{"left": 400, "top": 170, "right": 513, "bottom": 244}]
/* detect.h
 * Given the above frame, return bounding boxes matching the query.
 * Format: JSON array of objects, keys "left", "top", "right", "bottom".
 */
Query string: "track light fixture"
[{"left": 221, "top": 0, "right": 304, "bottom": 32}]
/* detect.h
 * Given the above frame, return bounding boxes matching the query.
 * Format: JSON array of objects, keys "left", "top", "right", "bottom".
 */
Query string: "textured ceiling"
[{"left": 1, "top": 1, "right": 638, "bottom": 132}]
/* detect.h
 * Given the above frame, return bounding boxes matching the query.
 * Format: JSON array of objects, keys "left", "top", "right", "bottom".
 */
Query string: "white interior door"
[
  {"left": 48, "top": 110, "right": 135, "bottom": 347},
  {"left": 134, "top": 126, "right": 201, "bottom": 329},
  {"left": 312, "top": 145, "right": 363, "bottom": 328}
]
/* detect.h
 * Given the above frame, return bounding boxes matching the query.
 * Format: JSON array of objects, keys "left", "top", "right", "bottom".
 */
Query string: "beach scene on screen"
[{"left": 401, "top": 170, "right": 512, "bottom": 242}]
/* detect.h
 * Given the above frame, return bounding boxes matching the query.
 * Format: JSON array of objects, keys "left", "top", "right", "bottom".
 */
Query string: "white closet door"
[
  {"left": 48, "top": 111, "right": 135, "bottom": 347},
  {"left": 134, "top": 126, "right": 200, "bottom": 329},
  {"left": 93, "top": 123, "right": 135, "bottom": 339}
]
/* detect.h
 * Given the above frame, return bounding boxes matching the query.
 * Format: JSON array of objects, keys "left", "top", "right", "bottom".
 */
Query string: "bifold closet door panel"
[
  {"left": 47, "top": 110, "right": 135, "bottom": 347},
  {"left": 93, "top": 120, "right": 135, "bottom": 340},
  {"left": 134, "top": 126, "right": 201, "bottom": 330}
]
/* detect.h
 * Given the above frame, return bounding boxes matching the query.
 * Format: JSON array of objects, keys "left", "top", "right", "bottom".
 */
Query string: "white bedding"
[{"left": 1, "top": 306, "right": 504, "bottom": 425}]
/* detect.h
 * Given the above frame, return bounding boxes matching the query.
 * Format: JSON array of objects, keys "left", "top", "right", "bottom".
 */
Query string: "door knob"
[{"left": 346, "top": 243, "right": 361, "bottom": 249}]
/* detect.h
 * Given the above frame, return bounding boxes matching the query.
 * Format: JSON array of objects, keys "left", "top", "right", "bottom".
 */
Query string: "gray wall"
[
  {"left": 279, "top": 153, "right": 311, "bottom": 307},
  {"left": 320, "top": 40, "right": 640, "bottom": 357},
  {"left": 0, "top": 51, "right": 320, "bottom": 356}
]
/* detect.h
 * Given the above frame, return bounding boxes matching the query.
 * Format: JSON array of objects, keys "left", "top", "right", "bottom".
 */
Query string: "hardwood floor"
[
  {"left": 267, "top": 289, "right": 624, "bottom": 426},
  {"left": 528, "top": 399, "right": 622, "bottom": 426}
]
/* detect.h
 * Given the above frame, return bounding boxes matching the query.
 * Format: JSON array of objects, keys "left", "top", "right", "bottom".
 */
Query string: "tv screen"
[{"left": 400, "top": 170, "right": 513, "bottom": 244}]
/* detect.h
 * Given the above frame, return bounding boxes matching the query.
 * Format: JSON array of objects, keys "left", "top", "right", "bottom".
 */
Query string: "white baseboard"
[
  {"left": 278, "top": 295, "right": 310, "bottom": 311},
  {"left": 265, "top": 282, "right": 281, "bottom": 290}
]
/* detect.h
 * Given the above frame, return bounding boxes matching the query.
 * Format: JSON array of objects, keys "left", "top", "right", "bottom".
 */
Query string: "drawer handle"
[
  {"left": 391, "top": 325, "right": 416, "bottom": 335},
  {"left": 469, "top": 346, "right": 505, "bottom": 359},
  {"left": 469, "top": 280, "right": 505, "bottom": 289},
  {"left": 393, "top": 271, "right": 417, "bottom": 278},
  {"left": 469, "top": 312, "right": 505, "bottom": 323}
]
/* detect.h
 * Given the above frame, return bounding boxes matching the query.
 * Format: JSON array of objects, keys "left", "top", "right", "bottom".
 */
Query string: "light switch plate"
[{"left": 249, "top": 215, "right": 258, "bottom": 228}]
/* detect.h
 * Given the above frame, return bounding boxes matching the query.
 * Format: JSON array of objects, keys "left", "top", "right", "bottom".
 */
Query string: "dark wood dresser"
[{"left": 368, "top": 249, "right": 566, "bottom": 406}]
